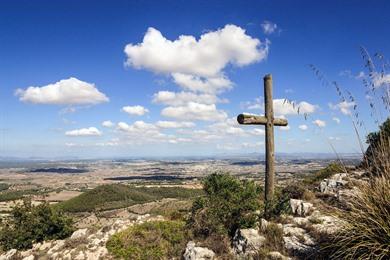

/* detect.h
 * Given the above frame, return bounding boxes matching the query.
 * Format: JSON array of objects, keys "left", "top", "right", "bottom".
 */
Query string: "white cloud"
[
  {"left": 15, "top": 77, "right": 109, "bottom": 105},
  {"left": 249, "top": 128, "right": 265, "bottom": 136},
  {"left": 124, "top": 24, "right": 268, "bottom": 78},
  {"left": 171, "top": 73, "right": 232, "bottom": 94},
  {"left": 261, "top": 21, "right": 278, "bottom": 34},
  {"left": 161, "top": 102, "right": 227, "bottom": 121},
  {"left": 274, "top": 99, "right": 317, "bottom": 116},
  {"left": 279, "top": 125, "right": 290, "bottom": 131},
  {"left": 156, "top": 121, "right": 195, "bottom": 128},
  {"left": 122, "top": 105, "right": 149, "bottom": 116},
  {"left": 328, "top": 136, "right": 341, "bottom": 141},
  {"left": 312, "top": 119, "right": 326, "bottom": 128},
  {"left": 243, "top": 98, "right": 317, "bottom": 116},
  {"left": 65, "top": 127, "right": 102, "bottom": 137},
  {"left": 355, "top": 71, "right": 365, "bottom": 79},
  {"left": 152, "top": 91, "right": 221, "bottom": 106},
  {"left": 372, "top": 72, "right": 390, "bottom": 87},
  {"left": 332, "top": 117, "right": 341, "bottom": 124},
  {"left": 298, "top": 124, "right": 308, "bottom": 130},
  {"left": 102, "top": 120, "right": 114, "bottom": 128},
  {"left": 329, "top": 101, "right": 355, "bottom": 115}
]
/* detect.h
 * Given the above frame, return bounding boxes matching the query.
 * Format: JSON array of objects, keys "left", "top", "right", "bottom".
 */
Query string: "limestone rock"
[
  {"left": 183, "top": 241, "right": 215, "bottom": 260},
  {"left": 0, "top": 249, "right": 18, "bottom": 260},
  {"left": 22, "top": 255, "right": 35, "bottom": 260},
  {"left": 233, "top": 228, "right": 265, "bottom": 256},
  {"left": 70, "top": 228, "right": 88, "bottom": 240},
  {"left": 289, "top": 199, "right": 313, "bottom": 216},
  {"left": 320, "top": 173, "right": 348, "bottom": 193}
]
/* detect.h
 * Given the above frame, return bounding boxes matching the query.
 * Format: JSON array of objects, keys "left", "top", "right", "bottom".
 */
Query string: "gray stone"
[
  {"left": 183, "top": 241, "right": 215, "bottom": 260},
  {"left": 233, "top": 228, "right": 265, "bottom": 256},
  {"left": 0, "top": 249, "right": 17, "bottom": 260},
  {"left": 289, "top": 199, "right": 313, "bottom": 216},
  {"left": 70, "top": 228, "right": 88, "bottom": 240}
]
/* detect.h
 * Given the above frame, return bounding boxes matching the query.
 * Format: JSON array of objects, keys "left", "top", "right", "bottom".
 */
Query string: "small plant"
[
  {"left": 256, "top": 222, "right": 286, "bottom": 259},
  {"left": 188, "top": 173, "right": 262, "bottom": 238},
  {"left": 0, "top": 199, "right": 74, "bottom": 250},
  {"left": 106, "top": 220, "right": 188, "bottom": 259}
]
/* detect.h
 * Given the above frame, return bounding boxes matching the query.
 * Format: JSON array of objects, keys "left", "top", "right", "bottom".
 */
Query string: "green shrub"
[
  {"left": 363, "top": 118, "right": 390, "bottom": 177},
  {"left": 0, "top": 183, "right": 9, "bottom": 192},
  {"left": 0, "top": 199, "right": 74, "bottom": 250},
  {"left": 107, "top": 220, "right": 188, "bottom": 260},
  {"left": 188, "top": 173, "right": 262, "bottom": 238}
]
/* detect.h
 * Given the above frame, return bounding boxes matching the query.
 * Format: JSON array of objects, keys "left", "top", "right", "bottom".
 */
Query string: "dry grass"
[{"left": 331, "top": 175, "right": 390, "bottom": 259}]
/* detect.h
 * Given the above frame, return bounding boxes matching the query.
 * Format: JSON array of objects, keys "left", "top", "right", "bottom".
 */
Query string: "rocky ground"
[{"left": 0, "top": 169, "right": 363, "bottom": 260}]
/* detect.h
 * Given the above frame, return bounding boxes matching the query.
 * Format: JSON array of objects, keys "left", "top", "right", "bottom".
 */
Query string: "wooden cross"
[{"left": 237, "top": 74, "right": 288, "bottom": 217}]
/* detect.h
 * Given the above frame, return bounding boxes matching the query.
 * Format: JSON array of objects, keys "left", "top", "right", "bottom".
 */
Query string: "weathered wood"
[
  {"left": 264, "top": 74, "right": 275, "bottom": 208},
  {"left": 236, "top": 74, "right": 288, "bottom": 219},
  {"left": 237, "top": 114, "right": 288, "bottom": 126}
]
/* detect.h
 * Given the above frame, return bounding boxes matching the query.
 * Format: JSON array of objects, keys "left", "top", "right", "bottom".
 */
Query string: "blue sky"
[{"left": 0, "top": 0, "right": 389, "bottom": 158}]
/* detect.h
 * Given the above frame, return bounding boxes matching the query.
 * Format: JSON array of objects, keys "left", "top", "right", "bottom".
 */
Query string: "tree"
[
  {"left": 188, "top": 173, "right": 262, "bottom": 238},
  {"left": 0, "top": 199, "right": 74, "bottom": 250},
  {"left": 363, "top": 118, "right": 390, "bottom": 176}
]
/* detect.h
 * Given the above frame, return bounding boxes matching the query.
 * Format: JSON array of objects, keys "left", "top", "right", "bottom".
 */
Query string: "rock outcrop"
[
  {"left": 233, "top": 228, "right": 265, "bottom": 256},
  {"left": 183, "top": 241, "right": 215, "bottom": 260}
]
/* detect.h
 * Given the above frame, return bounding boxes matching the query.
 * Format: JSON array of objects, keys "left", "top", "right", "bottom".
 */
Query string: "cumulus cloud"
[
  {"left": 329, "top": 101, "right": 355, "bottom": 115},
  {"left": 102, "top": 120, "right": 114, "bottom": 128},
  {"left": 299, "top": 124, "right": 308, "bottom": 130},
  {"left": 65, "top": 127, "right": 102, "bottom": 136},
  {"left": 171, "top": 73, "right": 232, "bottom": 94},
  {"left": 122, "top": 105, "right": 149, "bottom": 116},
  {"left": 161, "top": 102, "right": 227, "bottom": 121},
  {"left": 156, "top": 121, "right": 195, "bottom": 128},
  {"left": 15, "top": 77, "right": 109, "bottom": 105},
  {"left": 261, "top": 21, "right": 278, "bottom": 34},
  {"left": 273, "top": 99, "right": 317, "bottom": 116},
  {"left": 124, "top": 24, "right": 268, "bottom": 78},
  {"left": 243, "top": 98, "right": 317, "bottom": 116},
  {"left": 152, "top": 91, "right": 222, "bottom": 106},
  {"left": 332, "top": 117, "right": 341, "bottom": 124},
  {"left": 312, "top": 119, "right": 326, "bottom": 128}
]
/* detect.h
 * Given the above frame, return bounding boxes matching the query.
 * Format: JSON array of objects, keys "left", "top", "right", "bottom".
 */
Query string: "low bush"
[
  {"left": 188, "top": 173, "right": 262, "bottom": 238},
  {"left": 106, "top": 220, "right": 188, "bottom": 259},
  {"left": 0, "top": 199, "right": 74, "bottom": 250}
]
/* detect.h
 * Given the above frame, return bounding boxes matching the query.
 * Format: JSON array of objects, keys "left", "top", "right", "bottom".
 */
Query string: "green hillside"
[{"left": 56, "top": 184, "right": 203, "bottom": 213}]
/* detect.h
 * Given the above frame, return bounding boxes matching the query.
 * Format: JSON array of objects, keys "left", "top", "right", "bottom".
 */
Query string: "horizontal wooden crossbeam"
[{"left": 237, "top": 114, "right": 288, "bottom": 126}]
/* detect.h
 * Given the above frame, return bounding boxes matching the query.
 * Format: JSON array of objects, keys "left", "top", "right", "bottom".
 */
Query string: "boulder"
[
  {"left": 0, "top": 249, "right": 18, "bottom": 260},
  {"left": 289, "top": 199, "right": 313, "bottom": 216},
  {"left": 233, "top": 228, "right": 265, "bottom": 256},
  {"left": 183, "top": 241, "right": 215, "bottom": 260},
  {"left": 70, "top": 228, "right": 88, "bottom": 240},
  {"left": 267, "top": 251, "right": 291, "bottom": 260},
  {"left": 320, "top": 173, "right": 348, "bottom": 193}
]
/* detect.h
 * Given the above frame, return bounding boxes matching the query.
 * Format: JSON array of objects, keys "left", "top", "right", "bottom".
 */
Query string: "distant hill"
[{"left": 56, "top": 184, "right": 203, "bottom": 213}]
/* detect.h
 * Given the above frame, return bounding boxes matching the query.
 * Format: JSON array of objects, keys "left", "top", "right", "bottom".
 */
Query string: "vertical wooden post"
[{"left": 264, "top": 74, "right": 275, "bottom": 215}]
